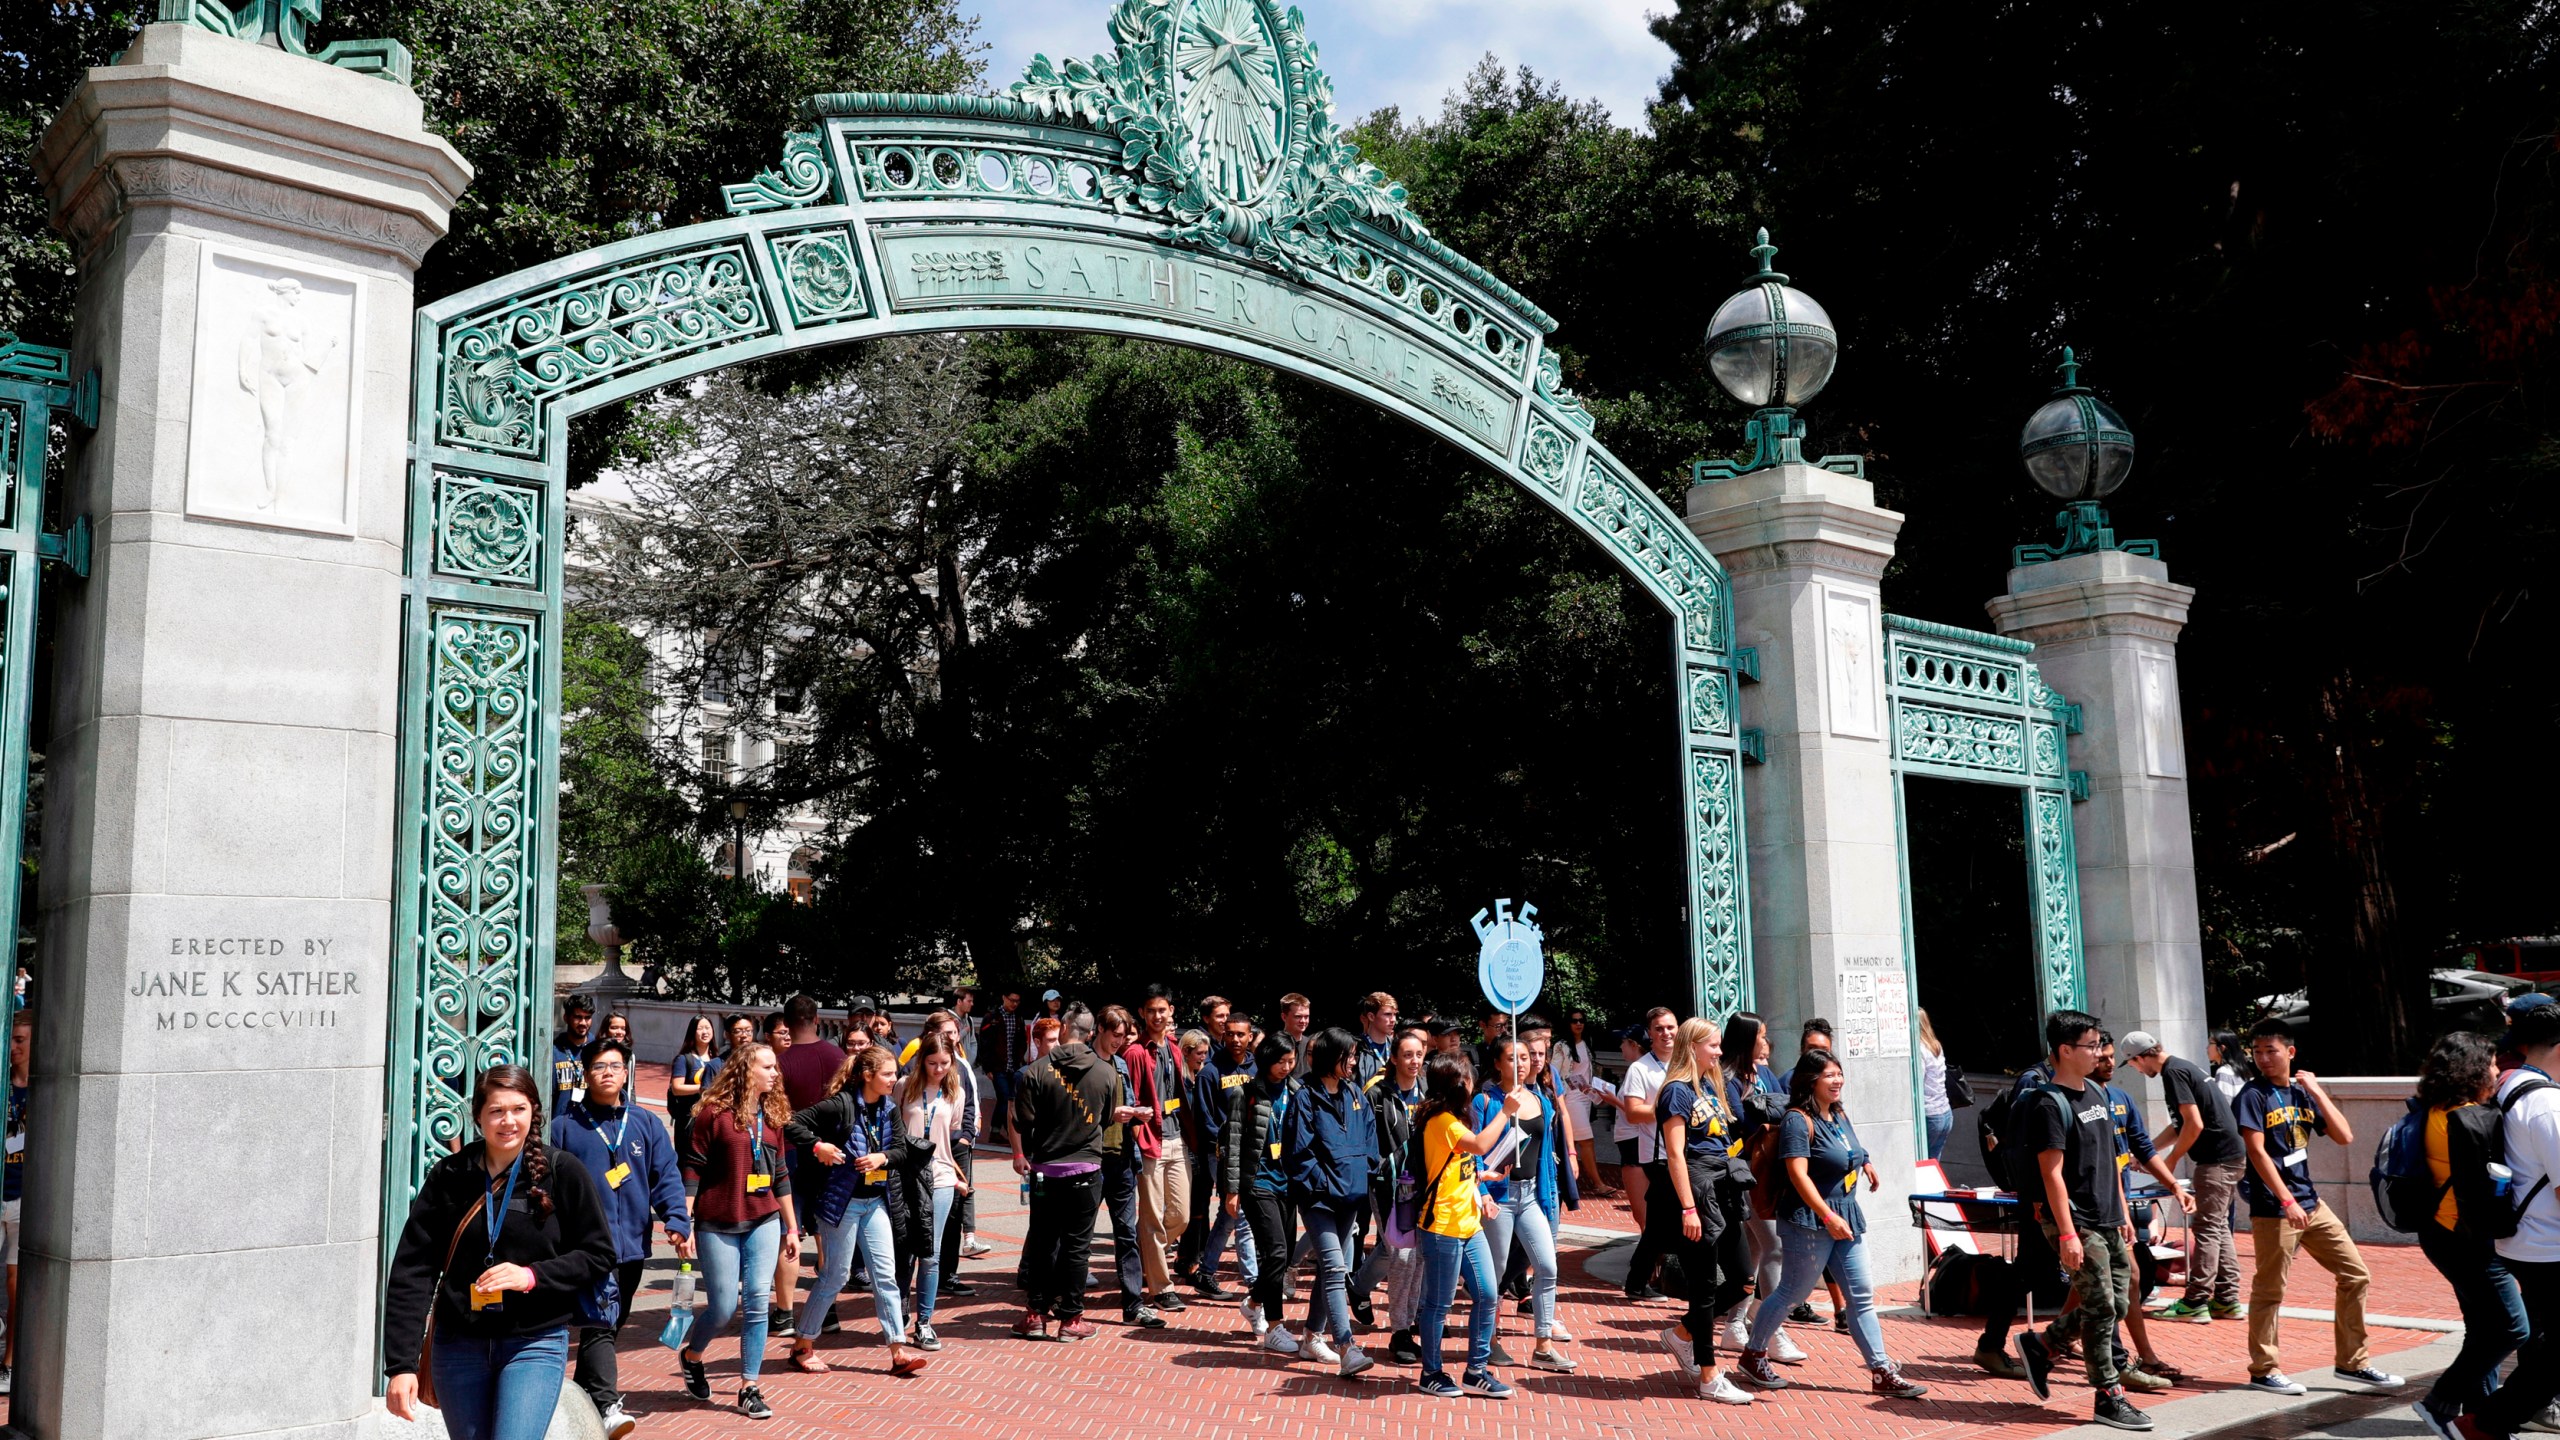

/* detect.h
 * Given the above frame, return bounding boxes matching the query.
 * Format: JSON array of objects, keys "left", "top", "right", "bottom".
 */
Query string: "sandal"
[
  {"left": 891, "top": 1349, "right": 931, "bottom": 1377},
  {"left": 789, "top": 1342, "right": 829, "bottom": 1374}
]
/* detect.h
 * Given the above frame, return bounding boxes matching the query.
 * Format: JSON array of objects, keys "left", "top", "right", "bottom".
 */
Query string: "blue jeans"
[
  {"left": 1748, "top": 1221, "right": 1891, "bottom": 1368},
  {"left": 1207, "top": 1191, "right": 1259, "bottom": 1284},
  {"left": 691, "top": 1218, "right": 779, "bottom": 1382},
  {"left": 1301, "top": 1199, "right": 1359, "bottom": 1344},
  {"left": 902, "top": 1185, "right": 959, "bottom": 1325},
  {"left": 1479, "top": 1190, "right": 1559, "bottom": 1339},
  {"left": 802, "top": 1193, "right": 904, "bottom": 1343},
  {"left": 1103, "top": 1154, "right": 1145, "bottom": 1304},
  {"left": 431, "top": 1326, "right": 568, "bottom": 1440},
  {"left": 1417, "top": 1229, "right": 1498, "bottom": 1379},
  {"left": 2419, "top": 1225, "right": 2528, "bottom": 1413},
  {"left": 1925, "top": 1109, "right": 1954, "bottom": 1160}
]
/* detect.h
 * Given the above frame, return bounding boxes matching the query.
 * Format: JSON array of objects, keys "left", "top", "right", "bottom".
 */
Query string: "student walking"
[
  {"left": 677, "top": 1044, "right": 800, "bottom": 1420},
  {"left": 383, "top": 1065, "right": 616, "bottom": 1440},
  {"left": 550, "top": 996, "right": 596, "bottom": 1118},
  {"left": 1287, "top": 1027, "right": 1381, "bottom": 1377},
  {"left": 784, "top": 1045, "right": 930, "bottom": 1376},
  {"left": 923, "top": 1010, "right": 988, "bottom": 1291},
  {"left": 668, "top": 1016, "right": 718, "bottom": 1166},
  {"left": 2122, "top": 1030, "right": 2246, "bottom": 1323},
  {"left": 2401, "top": 1032, "right": 2529, "bottom": 1435},
  {"left": 1473, "top": 1036, "right": 1572, "bottom": 1373},
  {"left": 1227, "top": 1033, "right": 1303, "bottom": 1350},
  {"left": 896, "top": 1033, "right": 971, "bottom": 1350},
  {"left": 1717, "top": 1010, "right": 1800, "bottom": 1360},
  {"left": 1012, "top": 1003, "right": 1114, "bottom": 1341},
  {"left": 1193, "top": 1011, "right": 1262, "bottom": 1301},
  {"left": 554, "top": 1039, "right": 694, "bottom": 1438},
  {"left": 1616, "top": 1008, "right": 1680, "bottom": 1300},
  {"left": 1635, "top": 1018, "right": 1750, "bottom": 1403},
  {"left": 1410, "top": 1051, "right": 1522, "bottom": 1400},
  {"left": 2008, "top": 1009, "right": 2150, "bottom": 1431},
  {"left": 1736, "top": 1045, "right": 1927, "bottom": 1401},
  {"left": 2449, "top": 1003, "right": 2560, "bottom": 1440},
  {"left": 1131, "top": 986, "right": 1195, "bottom": 1318},
  {"left": 1093, "top": 1006, "right": 1160, "bottom": 1326},
  {"left": 1360, "top": 1028, "right": 1431, "bottom": 1363},
  {"left": 2234, "top": 1018, "right": 2402, "bottom": 1397},
  {"left": 1919, "top": 1010, "right": 1956, "bottom": 1160}
]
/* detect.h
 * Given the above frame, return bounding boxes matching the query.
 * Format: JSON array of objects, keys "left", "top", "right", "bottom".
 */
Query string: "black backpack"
[{"left": 1981, "top": 1076, "right": 2070, "bottom": 1194}]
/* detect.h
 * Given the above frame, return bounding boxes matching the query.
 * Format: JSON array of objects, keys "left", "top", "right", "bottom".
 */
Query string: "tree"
[{"left": 1644, "top": 0, "right": 2560, "bottom": 1066}]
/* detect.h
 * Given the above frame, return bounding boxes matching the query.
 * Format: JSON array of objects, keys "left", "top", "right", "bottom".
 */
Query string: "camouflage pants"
[{"left": 2043, "top": 1223, "right": 2133, "bottom": 1391}]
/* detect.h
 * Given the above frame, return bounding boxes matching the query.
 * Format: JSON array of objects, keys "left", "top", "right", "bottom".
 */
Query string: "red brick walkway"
[{"left": 603, "top": 1063, "right": 2454, "bottom": 1440}]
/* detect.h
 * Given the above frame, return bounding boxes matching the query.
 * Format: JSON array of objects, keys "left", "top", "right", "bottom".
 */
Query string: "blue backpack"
[{"left": 2370, "top": 1099, "right": 2440, "bottom": 1234}]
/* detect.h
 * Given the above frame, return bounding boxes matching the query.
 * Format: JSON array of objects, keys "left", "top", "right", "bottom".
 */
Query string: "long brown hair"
[
  {"left": 472, "top": 1063, "right": 553, "bottom": 1218},
  {"left": 830, "top": 1043, "right": 897, "bottom": 1100},
  {"left": 900, "top": 1032, "right": 962, "bottom": 1109},
  {"left": 698, "top": 1041, "right": 791, "bottom": 1137}
]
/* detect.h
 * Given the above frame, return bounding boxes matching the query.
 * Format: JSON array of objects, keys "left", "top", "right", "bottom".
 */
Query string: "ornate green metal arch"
[{"left": 386, "top": 0, "right": 1752, "bottom": 1227}]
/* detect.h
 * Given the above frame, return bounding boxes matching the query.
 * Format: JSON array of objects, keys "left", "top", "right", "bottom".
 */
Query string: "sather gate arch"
[{"left": 389, "top": 0, "right": 1754, "bottom": 1234}]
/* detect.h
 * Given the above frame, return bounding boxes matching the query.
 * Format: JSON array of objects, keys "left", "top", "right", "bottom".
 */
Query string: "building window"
[{"left": 700, "top": 730, "right": 733, "bottom": 781}]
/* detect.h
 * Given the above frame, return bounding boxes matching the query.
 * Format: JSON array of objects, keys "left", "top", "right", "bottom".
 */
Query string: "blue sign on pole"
[{"left": 1473, "top": 899, "right": 1546, "bottom": 1018}]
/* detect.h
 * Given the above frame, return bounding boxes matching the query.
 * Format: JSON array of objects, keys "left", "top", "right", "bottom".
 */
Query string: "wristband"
[{"left": 1681, "top": 1205, "right": 1697, "bottom": 1214}]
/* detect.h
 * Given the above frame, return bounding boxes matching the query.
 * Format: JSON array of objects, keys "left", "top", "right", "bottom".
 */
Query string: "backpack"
[
  {"left": 2491, "top": 1076, "right": 2558, "bottom": 1240},
  {"left": 1926, "top": 1250, "right": 2007, "bottom": 1317},
  {"left": 1984, "top": 1077, "right": 2072, "bottom": 1194},
  {"left": 2369, "top": 1101, "right": 2441, "bottom": 1235}
]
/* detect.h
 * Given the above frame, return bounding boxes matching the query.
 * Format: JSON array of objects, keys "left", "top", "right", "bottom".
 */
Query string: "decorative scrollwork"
[
  {"left": 1687, "top": 665, "right": 1732, "bottom": 736},
  {"left": 723, "top": 129, "right": 833, "bottom": 215},
  {"left": 1520, "top": 419, "right": 1570, "bottom": 492},
  {"left": 1896, "top": 702, "right": 2026, "bottom": 775},
  {"left": 1691, "top": 750, "right": 1747, "bottom": 1018},
  {"left": 1536, "top": 351, "right": 1594, "bottom": 432},
  {"left": 2030, "top": 789, "right": 2084, "bottom": 1011},
  {"left": 433, "top": 474, "right": 540, "bottom": 586},
  {"left": 771, "top": 229, "right": 868, "bottom": 324},
  {"left": 437, "top": 244, "right": 770, "bottom": 455},
  {"left": 1891, "top": 640, "right": 2023, "bottom": 707},
  {"left": 1574, "top": 458, "right": 1721, "bottom": 652},
  {"left": 2032, "top": 720, "right": 2065, "bottom": 778}
]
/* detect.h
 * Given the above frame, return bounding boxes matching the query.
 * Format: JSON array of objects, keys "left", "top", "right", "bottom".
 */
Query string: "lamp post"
[
  {"left": 1698, "top": 227, "right": 1840, "bottom": 474},
  {"left": 727, "top": 797, "right": 750, "bottom": 884},
  {"left": 2012, "top": 346, "right": 2155, "bottom": 566}
]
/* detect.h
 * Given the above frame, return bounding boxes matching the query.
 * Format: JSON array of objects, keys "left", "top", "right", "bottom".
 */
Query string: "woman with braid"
[
  {"left": 382, "top": 1064, "right": 615, "bottom": 1440},
  {"left": 678, "top": 1043, "right": 800, "bottom": 1420}
]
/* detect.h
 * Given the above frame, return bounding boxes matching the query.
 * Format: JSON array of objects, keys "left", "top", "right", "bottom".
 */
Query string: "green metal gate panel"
[
  {"left": 0, "top": 335, "right": 96, "bottom": 1049},
  {"left": 385, "top": 0, "right": 1754, "bottom": 1260}
]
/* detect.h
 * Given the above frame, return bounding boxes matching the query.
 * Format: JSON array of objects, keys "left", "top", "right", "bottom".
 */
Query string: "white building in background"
[{"left": 567, "top": 476, "right": 828, "bottom": 899}]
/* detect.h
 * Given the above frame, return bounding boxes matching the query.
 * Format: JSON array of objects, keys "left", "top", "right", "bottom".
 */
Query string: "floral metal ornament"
[{"left": 1011, "top": 0, "right": 1434, "bottom": 279}]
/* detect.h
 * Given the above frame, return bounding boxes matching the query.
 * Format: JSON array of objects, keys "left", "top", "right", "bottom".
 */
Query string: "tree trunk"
[{"left": 2311, "top": 673, "right": 2421, "bottom": 1072}]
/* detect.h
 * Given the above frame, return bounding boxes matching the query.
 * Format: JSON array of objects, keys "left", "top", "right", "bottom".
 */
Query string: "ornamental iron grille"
[
  {"left": 1880, "top": 613, "right": 2087, "bottom": 1034},
  {"left": 0, "top": 335, "right": 96, "bottom": 1054},
  {"left": 387, "top": 0, "right": 1754, "bottom": 1254}
]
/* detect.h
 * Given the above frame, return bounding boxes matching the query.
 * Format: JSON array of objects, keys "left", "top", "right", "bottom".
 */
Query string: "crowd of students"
[{"left": 375, "top": 984, "right": 2560, "bottom": 1440}]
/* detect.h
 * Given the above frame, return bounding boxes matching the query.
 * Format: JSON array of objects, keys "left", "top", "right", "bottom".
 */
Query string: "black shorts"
[{"left": 1617, "top": 1138, "right": 1640, "bottom": 1167}]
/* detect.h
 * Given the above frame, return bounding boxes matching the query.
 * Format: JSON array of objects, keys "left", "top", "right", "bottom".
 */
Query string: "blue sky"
[{"left": 961, "top": 0, "right": 1674, "bottom": 130}]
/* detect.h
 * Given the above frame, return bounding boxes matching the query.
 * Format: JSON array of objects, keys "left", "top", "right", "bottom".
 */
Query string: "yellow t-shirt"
[
  {"left": 1422, "top": 1112, "right": 1482, "bottom": 1239},
  {"left": 2427, "top": 1104, "right": 2469, "bottom": 1230}
]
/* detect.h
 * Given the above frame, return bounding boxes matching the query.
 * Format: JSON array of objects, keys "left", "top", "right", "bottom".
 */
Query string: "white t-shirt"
[
  {"left": 1622, "top": 1051, "right": 1670, "bottom": 1165},
  {"left": 2497, "top": 1067, "right": 2560, "bottom": 1265},
  {"left": 1921, "top": 1049, "right": 1950, "bottom": 1116}
]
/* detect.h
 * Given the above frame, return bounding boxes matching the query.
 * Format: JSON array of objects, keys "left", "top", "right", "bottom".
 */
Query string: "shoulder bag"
[{"left": 414, "top": 1192, "right": 487, "bottom": 1409}]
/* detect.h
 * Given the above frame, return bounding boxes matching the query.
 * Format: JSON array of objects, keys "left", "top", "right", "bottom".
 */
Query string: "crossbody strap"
[{"left": 440, "top": 1193, "right": 488, "bottom": 1278}]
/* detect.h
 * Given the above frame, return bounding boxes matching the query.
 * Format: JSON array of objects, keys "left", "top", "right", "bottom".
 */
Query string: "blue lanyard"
[
  {"left": 853, "top": 1096, "right": 890, "bottom": 1156},
  {"left": 583, "top": 1102, "right": 629, "bottom": 1156},
  {"left": 750, "top": 1125, "right": 767, "bottom": 1175},
  {"left": 484, "top": 1154, "right": 521, "bottom": 1255}
]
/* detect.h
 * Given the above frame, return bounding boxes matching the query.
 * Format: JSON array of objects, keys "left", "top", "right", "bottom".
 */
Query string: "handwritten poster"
[{"left": 1835, "top": 954, "right": 1911, "bottom": 1059}]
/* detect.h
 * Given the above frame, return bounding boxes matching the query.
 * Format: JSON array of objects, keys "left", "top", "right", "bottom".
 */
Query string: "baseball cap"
[
  {"left": 2118, "top": 1030, "right": 2163, "bottom": 1059},
  {"left": 1041, "top": 988, "right": 1061, "bottom": 1001},
  {"left": 2509, "top": 992, "right": 2556, "bottom": 1019}
]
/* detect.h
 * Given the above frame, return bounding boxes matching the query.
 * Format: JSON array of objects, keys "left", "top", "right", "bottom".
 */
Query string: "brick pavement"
[{"left": 597, "top": 1063, "right": 2456, "bottom": 1440}]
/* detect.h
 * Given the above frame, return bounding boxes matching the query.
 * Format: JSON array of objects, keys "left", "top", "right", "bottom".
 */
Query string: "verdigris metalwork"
[
  {"left": 391, "top": 0, "right": 1752, "bottom": 1240},
  {"left": 1881, "top": 612, "right": 2085, "bottom": 1020},
  {"left": 0, "top": 333, "right": 96, "bottom": 1064},
  {"left": 2014, "top": 347, "right": 2154, "bottom": 567},
  {"left": 153, "top": 0, "right": 413, "bottom": 83}
]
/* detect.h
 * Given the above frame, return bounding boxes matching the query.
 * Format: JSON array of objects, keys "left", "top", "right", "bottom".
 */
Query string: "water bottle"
[
  {"left": 2490, "top": 1162, "right": 2516, "bottom": 1200},
  {"left": 659, "top": 1262, "right": 697, "bottom": 1349},
  {"left": 1020, "top": 1176, "right": 1032, "bottom": 1206},
  {"left": 670, "top": 1261, "right": 696, "bottom": 1310}
]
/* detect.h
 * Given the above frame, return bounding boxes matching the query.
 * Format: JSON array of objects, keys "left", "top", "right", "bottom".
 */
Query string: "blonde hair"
[
  {"left": 1917, "top": 1008, "right": 1943, "bottom": 1057},
  {"left": 698, "top": 1042, "right": 791, "bottom": 1137},
  {"left": 830, "top": 1042, "right": 898, "bottom": 1099},
  {"left": 1664, "top": 1016, "right": 1723, "bottom": 1087},
  {"left": 899, "top": 1033, "right": 963, "bottom": 1108}
]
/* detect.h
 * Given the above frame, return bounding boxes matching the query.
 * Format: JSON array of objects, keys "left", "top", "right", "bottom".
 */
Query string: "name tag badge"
[
  {"left": 2281, "top": 1148, "right": 2308, "bottom": 1170},
  {"left": 468, "top": 1284, "right": 505, "bottom": 1312},
  {"left": 746, "top": 1172, "right": 772, "bottom": 1193},
  {"left": 3, "top": 1132, "right": 21, "bottom": 1156},
  {"left": 1163, "top": 1097, "right": 1181, "bottom": 1113},
  {"left": 604, "top": 1162, "right": 632, "bottom": 1189},
  {"left": 2117, "top": 1153, "right": 2133, "bottom": 1171},
  {"left": 1269, "top": 1142, "right": 1283, "bottom": 1160},
  {"left": 1842, "top": 1172, "right": 1858, "bottom": 1194},
  {"left": 569, "top": 1087, "right": 586, "bottom": 1105},
  {"left": 863, "top": 1168, "right": 888, "bottom": 1185}
]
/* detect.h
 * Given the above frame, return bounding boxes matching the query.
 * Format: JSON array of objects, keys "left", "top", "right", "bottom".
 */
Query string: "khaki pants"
[
  {"left": 1137, "top": 1137, "right": 1192, "bottom": 1295},
  {"left": 2248, "top": 1201, "right": 2370, "bottom": 1376}
]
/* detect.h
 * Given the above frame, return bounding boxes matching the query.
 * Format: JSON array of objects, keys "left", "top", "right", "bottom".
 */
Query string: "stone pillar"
[
  {"left": 1687, "top": 462, "right": 1923, "bottom": 1279},
  {"left": 1987, "top": 551, "right": 2207, "bottom": 1087},
  {"left": 31, "top": 26, "right": 465, "bottom": 1440}
]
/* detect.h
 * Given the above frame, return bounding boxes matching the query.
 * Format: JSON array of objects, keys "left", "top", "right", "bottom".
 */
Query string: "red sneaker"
[
  {"left": 1012, "top": 1308, "right": 1047, "bottom": 1338},
  {"left": 1056, "top": 1316, "right": 1097, "bottom": 1342}
]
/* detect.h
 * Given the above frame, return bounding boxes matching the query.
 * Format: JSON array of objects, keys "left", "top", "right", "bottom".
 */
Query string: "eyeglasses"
[{"left": 2066, "top": 1040, "right": 2106, "bottom": 1053}]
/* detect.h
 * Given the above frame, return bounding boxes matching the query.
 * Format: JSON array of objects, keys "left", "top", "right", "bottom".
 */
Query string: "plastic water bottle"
[
  {"left": 659, "top": 1262, "right": 697, "bottom": 1349},
  {"left": 670, "top": 1261, "right": 696, "bottom": 1310},
  {"left": 2490, "top": 1162, "right": 2516, "bottom": 1200}
]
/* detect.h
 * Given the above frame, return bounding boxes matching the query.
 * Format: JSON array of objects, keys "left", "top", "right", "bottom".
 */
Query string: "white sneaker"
[
  {"left": 1660, "top": 1326, "right": 1701, "bottom": 1382},
  {"left": 2523, "top": 1402, "right": 2560, "bottom": 1435},
  {"left": 1769, "top": 1329, "right": 1809, "bottom": 1365},
  {"left": 960, "top": 1234, "right": 994, "bottom": 1258},
  {"left": 1263, "top": 1325, "right": 1302, "bottom": 1355},
  {"left": 600, "top": 1405, "right": 636, "bottom": 1440},
  {"left": 1304, "top": 1332, "right": 1341, "bottom": 1365},
  {"left": 1241, "top": 1295, "right": 1267, "bottom": 1335},
  {"left": 1720, "top": 1312, "right": 1752, "bottom": 1351},
  {"left": 1339, "top": 1343, "right": 1377, "bottom": 1379},
  {"left": 1702, "top": 1372, "right": 1756, "bottom": 1405},
  {"left": 1545, "top": 1321, "right": 1575, "bottom": 1343}
]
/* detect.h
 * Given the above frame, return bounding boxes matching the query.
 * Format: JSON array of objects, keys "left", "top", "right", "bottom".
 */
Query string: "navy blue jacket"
[
  {"left": 553, "top": 1100, "right": 692, "bottom": 1263},
  {"left": 1196, "top": 1050, "right": 1253, "bottom": 1148},
  {"left": 1283, "top": 1076, "right": 1377, "bottom": 1205}
]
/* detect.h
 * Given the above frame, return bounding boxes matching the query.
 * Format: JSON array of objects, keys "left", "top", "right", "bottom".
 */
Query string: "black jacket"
[
  {"left": 1221, "top": 1077, "right": 1286, "bottom": 1197},
  {"left": 2440, "top": 1102, "right": 2513, "bottom": 1244},
  {"left": 1016, "top": 1042, "right": 1111, "bottom": 1169},
  {"left": 786, "top": 1089, "right": 935, "bottom": 1253},
  {"left": 382, "top": 1143, "right": 615, "bottom": 1377}
]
